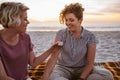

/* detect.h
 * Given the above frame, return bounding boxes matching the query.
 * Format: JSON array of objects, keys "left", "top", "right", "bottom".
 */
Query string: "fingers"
[
  {"left": 51, "top": 47, "right": 61, "bottom": 53},
  {"left": 51, "top": 43, "right": 62, "bottom": 49},
  {"left": 57, "top": 41, "right": 63, "bottom": 46},
  {"left": 54, "top": 41, "right": 63, "bottom": 46},
  {"left": 48, "top": 41, "right": 63, "bottom": 53}
]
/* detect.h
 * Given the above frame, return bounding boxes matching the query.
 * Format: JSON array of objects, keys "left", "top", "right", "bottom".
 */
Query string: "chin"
[
  {"left": 21, "top": 30, "right": 26, "bottom": 33},
  {"left": 68, "top": 29, "right": 74, "bottom": 32}
]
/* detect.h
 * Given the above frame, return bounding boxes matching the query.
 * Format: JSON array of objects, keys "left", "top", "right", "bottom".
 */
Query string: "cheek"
[
  {"left": 21, "top": 21, "right": 27, "bottom": 26},
  {"left": 65, "top": 23, "right": 69, "bottom": 26},
  {"left": 65, "top": 21, "right": 69, "bottom": 26}
]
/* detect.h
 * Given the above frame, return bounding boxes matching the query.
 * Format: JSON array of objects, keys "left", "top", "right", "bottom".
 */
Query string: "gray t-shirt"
[
  {"left": 0, "top": 33, "right": 33, "bottom": 80},
  {"left": 56, "top": 28, "right": 97, "bottom": 67}
]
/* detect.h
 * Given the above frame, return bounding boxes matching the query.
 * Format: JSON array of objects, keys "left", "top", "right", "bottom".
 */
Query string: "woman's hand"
[{"left": 41, "top": 41, "right": 62, "bottom": 80}]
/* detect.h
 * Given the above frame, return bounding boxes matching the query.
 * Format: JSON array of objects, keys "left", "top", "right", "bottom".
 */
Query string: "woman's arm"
[
  {"left": 80, "top": 44, "right": 96, "bottom": 79},
  {"left": 41, "top": 36, "right": 61, "bottom": 80},
  {"left": 0, "top": 60, "right": 14, "bottom": 80},
  {"left": 29, "top": 44, "right": 58, "bottom": 68}
]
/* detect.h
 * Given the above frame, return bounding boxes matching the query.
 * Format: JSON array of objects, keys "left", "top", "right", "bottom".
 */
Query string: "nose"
[
  {"left": 65, "top": 20, "right": 70, "bottom": 26},
  {"left": 27, "top": 20, "right": 30, "bottom": 24}
]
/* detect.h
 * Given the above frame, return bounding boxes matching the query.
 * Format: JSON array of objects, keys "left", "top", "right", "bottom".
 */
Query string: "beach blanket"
[{"left": 28, "top": 61, "right": 120, "bottom": 80}]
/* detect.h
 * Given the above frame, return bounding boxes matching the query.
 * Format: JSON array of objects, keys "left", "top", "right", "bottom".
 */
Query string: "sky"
[{"left": 0, "top": 0, "right": 120, "bottom": 22}]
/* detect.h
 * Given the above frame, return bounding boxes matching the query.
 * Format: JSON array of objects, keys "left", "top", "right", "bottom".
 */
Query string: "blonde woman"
[{"left": 0, "top": 2, "right": 60, "bottom": 80}]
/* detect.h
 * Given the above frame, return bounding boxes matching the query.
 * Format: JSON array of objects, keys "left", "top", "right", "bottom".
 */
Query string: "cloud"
[
  {"left": 85, "top": 12, "right": 104, "bottom": 15},
  {"left": 100, "top": 1, "right": 120, "bottom": 13}
]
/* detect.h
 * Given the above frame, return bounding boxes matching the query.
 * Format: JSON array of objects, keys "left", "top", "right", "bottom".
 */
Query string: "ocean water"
[
  {"left": 27, "top": 22, "right": 120, "bottom": 31},
  {"left": 0, "top": 22, "right": 120, "bottom": 31},
  {"left": 0, "top": 22, "right": 120, "bottom": 62}
]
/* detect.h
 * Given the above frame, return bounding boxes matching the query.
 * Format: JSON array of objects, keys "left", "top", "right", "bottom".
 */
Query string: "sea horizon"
[{"left": 0, "top": 21, "right": 120, "bottom": 32}]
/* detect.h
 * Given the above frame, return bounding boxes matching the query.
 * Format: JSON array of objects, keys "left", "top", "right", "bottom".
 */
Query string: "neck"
[
  {"left": 1, "top": 29, "right": 19, "bottom": 45},
  {"left": 73, "top": 26, "right": 83, "bottom": 38}
]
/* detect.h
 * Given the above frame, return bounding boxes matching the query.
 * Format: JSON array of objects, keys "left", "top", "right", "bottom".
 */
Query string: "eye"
[
  {"left": 69, "top": 18, "right": 74, "bottom": 22},
  {"left": 24, "top": 18, "right": 28, "bottom": 21},
  {"left": 65, "top": 19, "right": 68, "bottom": 22}
]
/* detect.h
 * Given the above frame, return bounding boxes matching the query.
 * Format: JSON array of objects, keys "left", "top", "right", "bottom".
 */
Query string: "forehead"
[
  {"left": 20, "top": 10, "right": 27, "bottom": 17},
  {"left": 65, "top": 13, "right": 77, "bottom": 19}
]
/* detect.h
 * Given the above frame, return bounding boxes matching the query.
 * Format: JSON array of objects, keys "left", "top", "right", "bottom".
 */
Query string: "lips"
[{"left": 68, "top": 26, "right": 72, "bottom": 30}]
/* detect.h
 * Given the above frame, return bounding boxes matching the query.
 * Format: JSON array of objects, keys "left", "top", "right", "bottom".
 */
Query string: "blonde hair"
[
  {"left": 0, "top": 2, "right": 29, "bottom": 28},
  {"left": 59, "top": 2, "right": 84, "bottom": 24}
]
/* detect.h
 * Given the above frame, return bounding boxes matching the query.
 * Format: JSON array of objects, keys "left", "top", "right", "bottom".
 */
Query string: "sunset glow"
[
  {"left": 84, "top": 13, "right": 120, "bottom": 22},
  {"left": 0, "top": 0, "right": 120, "bottom": 22}
]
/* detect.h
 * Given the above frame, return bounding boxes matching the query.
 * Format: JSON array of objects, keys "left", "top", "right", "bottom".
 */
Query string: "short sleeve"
[
  {"left": 87, "top": 33, "right": 98, "bottom": 45},
  {"left": 27, "top": 35, "right": 34, "bottom": 52},
  {"left": 56, "top": 29, "right": 66, "bottom": 41},
  {"left": 23, "top": 33, "right": 34, "bottom": 52}
]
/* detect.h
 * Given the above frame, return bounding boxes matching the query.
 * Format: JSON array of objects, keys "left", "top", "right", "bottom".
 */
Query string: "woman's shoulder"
[
  {"left": 20, "top": 33, "right": 30, "bottom": 40},
  {"left": 58, "top": 28, "right": 67, "bottom": 32},
  {"left": 83, "top": 29, "right": 95, "bottom": 36},
  {"left": 57, "top": 28, "right": 68, "bottom": 34},
  {"left": 20, "top": 33, "right": 29, "bottom": 36}
]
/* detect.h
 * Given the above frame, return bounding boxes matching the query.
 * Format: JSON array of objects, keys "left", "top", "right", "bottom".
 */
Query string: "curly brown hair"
[{"left": 59, "top": 2, "right": 84, "bottom": 24}]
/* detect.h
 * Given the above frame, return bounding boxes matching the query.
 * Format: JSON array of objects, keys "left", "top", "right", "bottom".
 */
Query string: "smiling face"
[
  {"left": 15, "top": 11, "right": 29, "bottom": 33},
  {"left": 19, "top": 11, "right": 29, "bottom": 33},
  {"left": 65, "top": 13, "right": 82, "bottom": 32}
]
